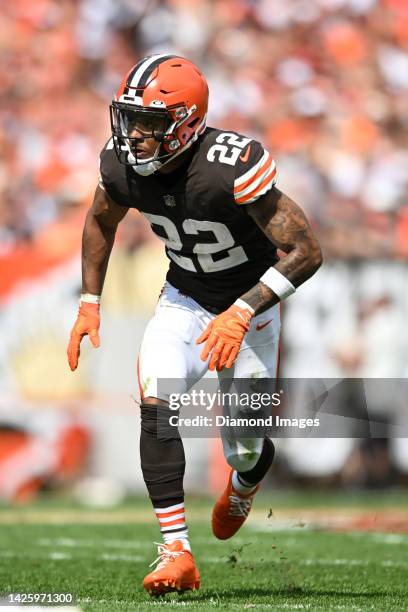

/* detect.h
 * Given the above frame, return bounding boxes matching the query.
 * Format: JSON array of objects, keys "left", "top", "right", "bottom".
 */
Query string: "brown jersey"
[{"left": 99, "top": 127, "right": 278, "bottom": 313}]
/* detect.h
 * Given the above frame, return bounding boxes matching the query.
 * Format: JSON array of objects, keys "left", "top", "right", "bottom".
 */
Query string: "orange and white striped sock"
[{"left": 154, "top": 502, "right": 191, "bottom": 552}]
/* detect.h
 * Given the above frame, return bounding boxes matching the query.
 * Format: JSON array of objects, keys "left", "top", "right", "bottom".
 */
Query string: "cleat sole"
[{"left": 144, "top": 578, "right": 200, "bottom": 597}]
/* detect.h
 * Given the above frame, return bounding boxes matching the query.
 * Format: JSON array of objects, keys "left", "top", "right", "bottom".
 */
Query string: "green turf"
[
  {"left": 2, "top": 487, "right": 408, "bottom": 512},
  {"left": 0, "top": 498, "right": 407, "bottom": 611}
]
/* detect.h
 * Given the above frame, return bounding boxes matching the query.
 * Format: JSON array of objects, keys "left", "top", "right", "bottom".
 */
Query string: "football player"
[{"left": 67, "top": 54, "right": 322, "bottom": 596}]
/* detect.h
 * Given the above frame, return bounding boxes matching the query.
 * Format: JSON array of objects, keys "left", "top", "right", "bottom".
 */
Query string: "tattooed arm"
[
  {"left": 241, "top": 187, "right": 322, "bottom": 315},
  {"left": 196, "top": 187, "right": 321, "bottom": 370}
]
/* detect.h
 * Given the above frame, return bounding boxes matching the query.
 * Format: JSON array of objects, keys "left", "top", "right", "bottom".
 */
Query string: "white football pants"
[{"left": 138, "top": 282, "right": 280, "bottom": 472}]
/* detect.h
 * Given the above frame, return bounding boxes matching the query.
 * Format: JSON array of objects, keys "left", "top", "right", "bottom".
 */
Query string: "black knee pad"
[
  {"left": 141, "top": 403, "right": 181, "bottom": 440},
  {"left": 140, "top": 402, "right": 185, "bottom": 506},
  {"left": 238, "top": 437, "right": 275, "bottom": 485}
]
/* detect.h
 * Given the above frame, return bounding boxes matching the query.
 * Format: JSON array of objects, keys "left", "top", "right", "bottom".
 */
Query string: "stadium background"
[{"left": 0, "top": 0, "right": 407, "bottom": 503}]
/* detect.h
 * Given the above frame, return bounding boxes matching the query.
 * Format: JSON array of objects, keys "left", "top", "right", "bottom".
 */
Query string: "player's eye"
[{"left": 124, "top": 113, "right": 165, "bottom": 136}]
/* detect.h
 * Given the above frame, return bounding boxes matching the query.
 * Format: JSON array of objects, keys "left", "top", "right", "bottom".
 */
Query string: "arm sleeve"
[{"left": 233, "top": 141, "right": 277, "bottom": 205}]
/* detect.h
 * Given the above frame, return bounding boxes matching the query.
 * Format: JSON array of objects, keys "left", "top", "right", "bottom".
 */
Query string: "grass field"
[{"left": 0, "top": 491, "right": 407, "bottom": 611}]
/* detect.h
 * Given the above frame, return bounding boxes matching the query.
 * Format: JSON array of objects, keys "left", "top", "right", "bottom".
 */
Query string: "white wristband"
[
  {"left": 260, "top": 267, "right": 295, "bottom": 300},
  {"left": 80, "top": 293, "right": 101, "bottom": 305},
  {"left": 234, "top": 298, "right": 255, "bottom": 314}
]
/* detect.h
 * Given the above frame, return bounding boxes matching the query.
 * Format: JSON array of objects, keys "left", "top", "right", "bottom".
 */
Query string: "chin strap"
[
  {"left": 130, "top": 157, "right": 163, "bottom": 176},
  {"left": 130, "top": 137, "right": 192, "bottom": 176}
]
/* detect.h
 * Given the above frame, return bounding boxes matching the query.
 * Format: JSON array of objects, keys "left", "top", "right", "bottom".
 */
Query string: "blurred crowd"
[{"left": 0, "top": 0, "right": 407, "bottom": 265}]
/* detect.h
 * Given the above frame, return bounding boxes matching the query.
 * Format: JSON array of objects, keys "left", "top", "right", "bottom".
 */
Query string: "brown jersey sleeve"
[
  {"left": 99, "top": 139, "right": 135, "bottom": 207},
  {"left": 233, "top": 140, "right": 277, "bottom": 205}
]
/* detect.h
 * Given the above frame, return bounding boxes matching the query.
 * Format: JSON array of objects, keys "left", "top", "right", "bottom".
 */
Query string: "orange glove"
[
  {"left": 196, "top": 303, "right": 253, "bottom": 371},
  {"left": 67, "top": 302, "right": 100, "bottom": 371}
]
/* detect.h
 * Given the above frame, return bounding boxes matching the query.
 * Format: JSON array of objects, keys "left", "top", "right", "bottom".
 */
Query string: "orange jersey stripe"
[
  {"left": 235, "top": 167, "right": 277, "bottom": 204},
  {"left": 234, "top": 155, "right": 272, "bottom": 194}
]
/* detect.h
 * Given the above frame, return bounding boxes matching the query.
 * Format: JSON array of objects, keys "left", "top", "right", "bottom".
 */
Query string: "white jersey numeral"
[
  {"left": 142, "top": 214, "right": 249, "bottom": 273},
  {"left": 143, "top": 213, "right": 196, "bottom": 272},
  {"left": 207, "top": 133, "right": 251, "bottom": 166},
  {"left": 183, "top": 219, "right": 248, "bottom": 272}
]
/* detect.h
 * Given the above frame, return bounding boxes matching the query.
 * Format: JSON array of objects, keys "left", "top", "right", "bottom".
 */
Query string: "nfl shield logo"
[{"left": 163, "top": 194, "right": 176, "bottom": 207}]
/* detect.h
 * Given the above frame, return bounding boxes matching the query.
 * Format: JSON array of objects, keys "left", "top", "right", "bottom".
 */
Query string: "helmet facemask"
[{"left": 110, "top": 101, "right": 200, "bottom": 174}]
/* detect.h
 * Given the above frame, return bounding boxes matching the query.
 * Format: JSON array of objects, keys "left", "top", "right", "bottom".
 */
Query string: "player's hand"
[
  {"left": 196, "top": 303, "right": 253, "bottom": 371},
  {"left": 67, "top": 302, "right": 100, "bottom": 371}
]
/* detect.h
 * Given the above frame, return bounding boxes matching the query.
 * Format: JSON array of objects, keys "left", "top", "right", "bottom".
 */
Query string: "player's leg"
[
  {"left": 212, "top": 304, "right": 280, "bottom": 539},
  {"left": 139, "top": 399, "right": 188, "bottom": 544},
  {"left": 138, "top": 284, "right": 207, "bottom": 594},
  {"left": 140, "top": 399, "right": 201, "bottom": 595}
]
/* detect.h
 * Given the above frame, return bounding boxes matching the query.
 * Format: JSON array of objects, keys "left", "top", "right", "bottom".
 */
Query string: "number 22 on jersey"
[
  {"left": 206, "top": 133, "right": 251, "bottom": 166},
  {"left": 143, "top": 214, "right": 248, "bottom": 273}
]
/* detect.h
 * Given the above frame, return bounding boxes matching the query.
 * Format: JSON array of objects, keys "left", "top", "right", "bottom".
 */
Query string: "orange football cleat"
[
  {"left": 212, "top": 470, "right": 260, "bottom": 540},
  {"left": 143, "top": 540, "right": 200, "bottom": 596}
]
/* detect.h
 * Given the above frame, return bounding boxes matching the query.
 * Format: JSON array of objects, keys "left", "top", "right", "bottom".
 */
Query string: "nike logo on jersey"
[
  {"left": 239, "top": 145, "right": 251, "bottom": 163},
  {"left": 256, "top": 319, "right": 272, "bottom": 331}
]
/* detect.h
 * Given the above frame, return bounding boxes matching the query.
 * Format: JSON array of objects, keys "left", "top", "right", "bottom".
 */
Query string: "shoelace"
[
  {"left": 229, "top": 494, "right": 253, "bottom": 517},
  {"left": 149, "top": 542, "right": 184, "bottom": 570}
]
